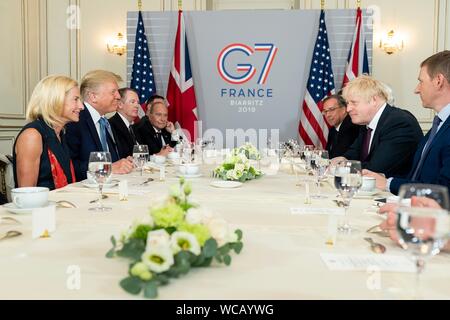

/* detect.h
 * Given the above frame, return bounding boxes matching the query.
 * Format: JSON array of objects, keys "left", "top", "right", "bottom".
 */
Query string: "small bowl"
[{"left": 179, "top": 164, "right": 199, "bottom": 175}]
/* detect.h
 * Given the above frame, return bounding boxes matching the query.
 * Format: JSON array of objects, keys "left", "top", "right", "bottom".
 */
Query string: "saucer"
[
  {"left": 176, "top": 173, "right": 202, "bottom": 178},
  {"left": 2, "top": 201, "right": 57, "bottom": 215},
  {"left": 354, "top": 189, "right": 379, "bottom": 199},
  {"left": 210, "top": 181, "right": 242, "bottom": 188},
  {"left": 81, "top": 179, "right": 118, "bottom": 188}
]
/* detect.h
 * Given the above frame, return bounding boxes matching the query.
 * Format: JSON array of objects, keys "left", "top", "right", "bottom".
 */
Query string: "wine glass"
[
  {"left": 310, "top": 150, "right": 329, "bottom": 199},
  {"left": 334, "top": 160, "right": 362, "bottom": 233},
  {"left": 133, "top": 144, "right": 149, "bottom": 176},
  {"left": 396, "top": 184, "right": 450, "bottom": 299},
  {"left": 301, "top": 145, "right": 315, "bottom": 173},
  {"left": 88, "top": 151, "right": 112, "bottom": 212}
]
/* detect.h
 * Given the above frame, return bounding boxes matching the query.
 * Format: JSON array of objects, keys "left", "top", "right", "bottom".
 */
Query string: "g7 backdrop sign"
[{"left": 217, "top": 43, "right": 278, "bottom": 112}]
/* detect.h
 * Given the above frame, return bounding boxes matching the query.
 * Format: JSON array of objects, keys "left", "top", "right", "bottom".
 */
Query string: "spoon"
[
  {"left": 56, "top": 200, "right": 77, "bottom": 208},
  {"left": 89, "top": 194, "right": 108, "bottom": 203},
  {"left": 364, "top": 237, "right": 386, "bottom": 254},
  {"left": 140, "top": 177, "right": 154, "bottom": 185},
  {"left": 0, "top": 230, "right": 22, "bottom": 241}
]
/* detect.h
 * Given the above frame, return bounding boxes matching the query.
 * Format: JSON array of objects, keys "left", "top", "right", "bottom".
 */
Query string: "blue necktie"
[
  {"left": 98, "top": 117, "right": 109, "bottom": 152},
  {"left": 411, "top": 115, "right": 442, "bottom": 180}
]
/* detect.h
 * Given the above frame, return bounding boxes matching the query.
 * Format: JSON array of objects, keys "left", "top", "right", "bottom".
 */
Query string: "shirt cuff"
[
  {"left": 171, "top": 130, "right": 180, "bottom": 141},
  {"left": 386, "top": 177, "right": 394, "bottom": 192}
]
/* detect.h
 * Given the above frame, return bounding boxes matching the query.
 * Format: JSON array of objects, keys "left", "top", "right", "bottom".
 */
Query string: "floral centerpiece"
[
  {"left": 213, "top": 143, "right": 263, "bottom": 182},
  {"left": 106, "top": 178, "right": 243, "bottom": 298}
]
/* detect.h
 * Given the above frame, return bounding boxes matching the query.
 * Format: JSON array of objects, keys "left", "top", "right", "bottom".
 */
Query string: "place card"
[
  {"left": 290, "top": 207, "right": 344, "bottom": 215},
  {"left": 159, "top": 166, "right": 165, "bottom": 181},
  {"left": 32, "top": 205, "right": 56, "bottom": 239},
  {"left": 119, "top": 180, "right": 128, "bottom": 201},
  {"left": 320, "top": 253, "right": 416, "bottom": 273}
]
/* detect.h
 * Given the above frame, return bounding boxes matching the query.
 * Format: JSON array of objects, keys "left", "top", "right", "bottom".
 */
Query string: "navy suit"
[
  {"left": 326, "top": 115, "right": 361, "bottom": 158},
  {"left": 132, "top": 116, "right": 178, "bottom": 155},
  {"left": 66, "top": 107, "right": 119, "bottom": 181},
  {"left": 390, "top": 115, "right": 450, "bottom": 195},
  {"left": 343, "top": 104, "right": 423, "bottom": 177},
  {"left": 109, "top": 112, "right": 136, "bottom": 159}
]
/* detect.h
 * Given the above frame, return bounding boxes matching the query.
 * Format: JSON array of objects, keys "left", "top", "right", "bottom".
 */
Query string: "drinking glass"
[
  {"left": 88, "top": 151, "right": 112, "bottom": 212},
  {"left": 334, "top": 160, "right": 362, "bottom": 233},
  {"left": 396, "top": 183, "right": 450, "bottom": 299},
  {"left": 310, "top": 150, "right": 329, "bottom": 199},
  {"left": 133, "top": 144, "right": 149, "bottom": 176}
]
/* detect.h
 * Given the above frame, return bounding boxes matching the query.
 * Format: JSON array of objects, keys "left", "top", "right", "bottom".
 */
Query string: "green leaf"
[
  {"left": 215, "top": 255, "right": 223, "bottom": 263},
  {"left": 116, "top": 238, "right": 146, "bottom": 261},
  {"left": 111, "top": 236, "right": 116, "bottom": 247},
  {"left": 120, "top": 276, "right": 142, "bottom": 295},
  {"left": 223, "top": 254, "right": 232, "bottom": 266},
  {"left": 143, "top": 281, "right": 158, "bottom": 299},
  {"left": 235, "top": 229, "right": 243, "bottom": 241},
  {"left": 203, "top": 239, "right": 218, "bottom": 258},
  {"left": 199, "top": 257, "right": 213, "bottom": 267},
  {"left": 218, "top": 244, "right": 230, "bottom": 255},
  {"left": 105, "top": 248, "right": 115, "bottom": 258},
  {"left": 233, "top": 242, "right": 243, "bottom": 254},
  {"left": 154, "top": 274, "right": 170, "bottom": 285}
]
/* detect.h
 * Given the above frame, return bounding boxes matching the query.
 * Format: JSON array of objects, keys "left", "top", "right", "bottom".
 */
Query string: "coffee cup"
[
  {"left": 361, "top": 176, "right": 376, "bottom": 192},
  {"left": 151, "top": 155, "right": 166, "bottom": 164},
  {"left": 11, "top": 187, "right": 49, "bottom": 209}
]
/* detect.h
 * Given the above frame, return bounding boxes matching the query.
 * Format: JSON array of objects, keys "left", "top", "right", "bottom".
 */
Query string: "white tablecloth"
[{"left": 1, "top": 165, "right": 449, "bottom": 299}]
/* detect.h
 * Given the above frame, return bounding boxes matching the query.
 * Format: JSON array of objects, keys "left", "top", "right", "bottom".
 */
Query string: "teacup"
[
  {"left": 179, "top": 164, "right": 199, "bottom": 175},
  {"left": 11, "top": 187, "right": 49, "bottom": 209},
  {"left": 151, "top": 155, "right": 166, "bottom": 164},
  {"left": 361, "top": 176, "right": 376, "bottom": 192}
]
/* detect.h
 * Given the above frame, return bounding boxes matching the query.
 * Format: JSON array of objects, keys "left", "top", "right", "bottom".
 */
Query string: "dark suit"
[
  {"left": 109, "top": 112, "right": 136, "bottom": 159},
  {"left": 390, "top": 113, "right": 450, "bottom": 195},
  {"left": 326, "top": 115, "right": 360, "bottom": 158},
  {"left": 132, "top": 116, "right": 178, "bottom": 155},
  {"left": 343, "top": 104, "right": 423, "bottom": 177},
  {"left": 66, "top": 107, "right": 119, "bottom": 181}
]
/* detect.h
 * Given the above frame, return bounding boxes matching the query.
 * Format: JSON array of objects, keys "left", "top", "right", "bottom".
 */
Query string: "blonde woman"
[{"left": 13, "top": 75, "right": 84, "bottom": 189}]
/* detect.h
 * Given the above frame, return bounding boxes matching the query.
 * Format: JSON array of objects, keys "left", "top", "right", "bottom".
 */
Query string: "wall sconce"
[
  {"left": 379, "top": 30, "right": 404, "bottom": 55},
  {"left": 107, "top": 32, "right": 127, "bottom": 56}
]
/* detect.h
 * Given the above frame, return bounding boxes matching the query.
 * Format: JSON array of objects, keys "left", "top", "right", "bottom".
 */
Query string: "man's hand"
[
  {"left": 157, "top": 145, "right": 173, "bottom": 156},
  {"left": 165, "top": 121, "right": 175, "bottom": 133},
  {"left": 330, "top": 156, "right": 346, "bottom": 165},
  {"left": 362, "top": 169, "right": 387, "bottom": 190},
  {"left": 112, "top": 158, "right": 134, "bottom": 174}
]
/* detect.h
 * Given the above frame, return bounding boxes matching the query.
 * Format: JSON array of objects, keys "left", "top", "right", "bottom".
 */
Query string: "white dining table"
[{"left": 1, "top": 163, "right": 449, "bottom": 300}]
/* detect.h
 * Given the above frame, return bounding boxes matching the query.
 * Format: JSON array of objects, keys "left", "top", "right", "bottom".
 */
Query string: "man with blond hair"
[
  {"left": 332, "top": 75, "right": 423, "bottom": 177},
  {"left": 364, "top": 50, "right": 450, "bottom": 194},
  {"left": 66, "top": 70, "right": 134, "bottom": 180}
]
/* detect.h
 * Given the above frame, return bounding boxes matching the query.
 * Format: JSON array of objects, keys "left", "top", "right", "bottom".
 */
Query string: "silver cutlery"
[
  {"left": 0, "top": 230, "right": 22, "bottom": 241},
  {"left": 366, "top": 224, "right": 390, "bottom": 237},
  {"left": 364, "top": 237, "right": 386, "bottom": 254},
  {"left": 56, "top": 200, "right": 77, "bottom": 208},
  {"left": 90, "top": 194, "right": 108, "bottom": 203},
  {"left": 140, "top": 177, "right": 154, "bottom": 185},
  {"left": 0, "top": 217, "right": 21, "bottom": 224}
]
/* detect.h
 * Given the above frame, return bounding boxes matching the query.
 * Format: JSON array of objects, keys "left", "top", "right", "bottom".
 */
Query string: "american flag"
[
  {"left": 166, "top": 10, "right": 198, "bottom": 142},
  {"left": 130, "top": 10, "right": 156, "bottom": 119},
  {"left": 342, "top": 7, "right": 370, "bottom": 86},
  {"left": 299, "top": 10, "right": 335, "bottom": 149}
]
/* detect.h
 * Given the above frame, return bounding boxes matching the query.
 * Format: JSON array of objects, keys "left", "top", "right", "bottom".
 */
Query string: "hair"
[
  {"left": 149, "top": 100, "right": 167, "bottom": 114},
  {"left": 80, "top": 70, "right": 123, "bottom": 100},
  {"left": 342, "top": 75, "right": 390, "bottom": 103},
  {"left": 323, "top": 94, "right": 347, "bottom": 108},
  {"left": 145, "top": 94, "right": 165, "bottom": 107},
  {"left": 420, "top": 50, "right": 450, "bottom": 83},
  {"left": 26, "top": 75, "right": 78, "bottom": 128},
  {"left": 118, "top": 87, "right": 139, "bottom": 102}
]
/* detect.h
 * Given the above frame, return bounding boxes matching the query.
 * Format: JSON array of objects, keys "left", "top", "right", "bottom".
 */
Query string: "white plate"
[
  {"left": 210, "top": 181, "right": 243, "bottom": 188},
  {"left": 81, "top": 179, "right": 118, "bottom": 188},
  {"left": 176, "top": 173, "right": 202, "bottom": 178},
  {"left": 2, "top": 201, "right": 57, "bottom": 215},
  {"left": 354, "top": 189, "right": 379, "bottom": 199}
]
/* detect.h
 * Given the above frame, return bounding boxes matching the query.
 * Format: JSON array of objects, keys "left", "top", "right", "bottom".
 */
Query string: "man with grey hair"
[
  {"left": 66, "top": 70, "right": 134, "bottom": 181},
  {"left": 332, "top": 75, "right": 423, "bottom": 177}
]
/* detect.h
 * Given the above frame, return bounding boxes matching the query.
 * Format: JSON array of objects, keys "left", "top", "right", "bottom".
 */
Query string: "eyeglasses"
[{"left": 321, "top": 105, "right": 343, "bottom": 115}]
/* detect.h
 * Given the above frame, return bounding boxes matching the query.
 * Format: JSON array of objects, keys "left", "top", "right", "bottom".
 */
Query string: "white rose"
[
  {"left": 146, "top": 229, "right": 171, "bottom": 250},
  {"left": 206, "top": 218, "right": 229, "bottom": 247}
]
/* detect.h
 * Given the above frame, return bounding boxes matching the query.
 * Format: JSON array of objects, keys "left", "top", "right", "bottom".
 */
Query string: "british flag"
[
  {"left": 166, "top": 10, "right": 198, "bottom": 142},
  {"left": 342, "top": 7, "right": 370, "bottom": 86},
  {"left": 299, "top": 10, "right": 335, "bottom": 149},
  {"left": 130, "top": 10, "right": 156, "bottom": 119}
]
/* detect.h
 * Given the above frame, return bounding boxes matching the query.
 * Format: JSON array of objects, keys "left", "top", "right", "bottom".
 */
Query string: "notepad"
[
  {"left": 320, "top": 253, "right": 416, "bottom": 273},
  {"left": 290, "top": 207, "right": 345, "bottom": 215}
]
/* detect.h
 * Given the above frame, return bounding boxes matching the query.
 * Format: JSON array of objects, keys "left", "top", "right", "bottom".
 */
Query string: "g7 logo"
[{"left": 217, "top": 43, "right": 278, "bottom": 85}]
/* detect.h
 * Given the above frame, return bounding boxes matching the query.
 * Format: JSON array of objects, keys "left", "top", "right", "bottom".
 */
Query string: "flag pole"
[
  {"left": 321, "top": 0, "right": 325, "bottom": 10},
  {"left": 357, "top": 0, "right": 361, "bottom": 8},
  {"left": 138, "top": 0, "right": 142, "bottom": 10},
  {"left": 178, "top": 0, "right": 182, "bottom": 11}
]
